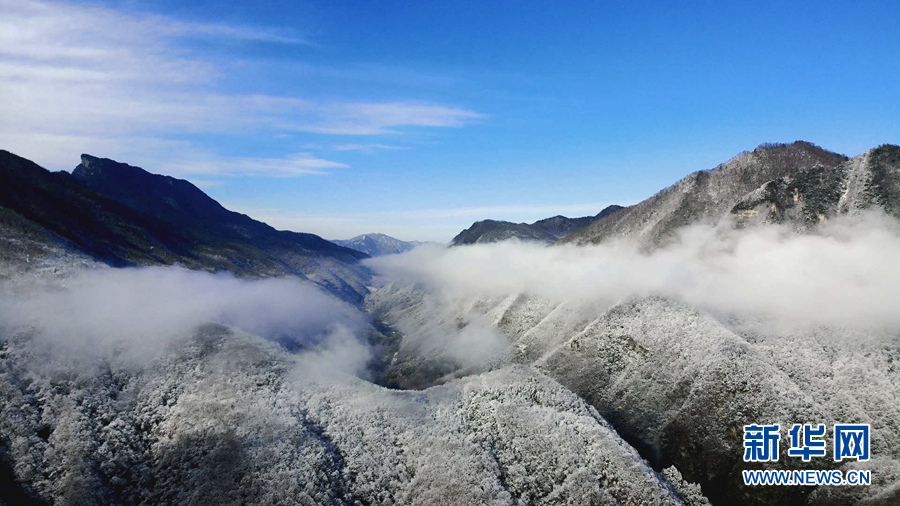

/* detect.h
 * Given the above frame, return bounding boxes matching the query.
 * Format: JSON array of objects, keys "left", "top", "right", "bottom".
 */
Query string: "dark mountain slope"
[
  {"left": 562, "top": 141, "right": 850, "bottom": 246},
  {"left": 0, "top": 150, "right": 196, "bottom": 267},
  {"left": 0, "top": 150, "right": 369, "bottom": 302},
  {"left": 0, "top": 205, "right": 98, "bottom": 280},
  {"left": 451, "top": 219, "right": 558, "bottom": 245},
  {"left": 532, "top": 205, "right": 623, "bottom": 238},
  {"left": 74, "top": 154, "right": 243, "bottom": 225},
  {"left": 72, "top": 154, "right": 361, "bottom": 261},
  {"left": 451, "top": 205, "right": 623, "bottom": 246}
]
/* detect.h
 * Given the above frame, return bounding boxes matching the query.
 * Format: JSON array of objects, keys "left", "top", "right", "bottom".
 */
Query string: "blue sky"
[{"left": 1, "top": 0, "right": 898, "bottom": 241}]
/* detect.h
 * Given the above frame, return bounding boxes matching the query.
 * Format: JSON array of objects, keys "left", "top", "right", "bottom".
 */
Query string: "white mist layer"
[
  {"left": 0, "top": 266, "right": 370, "bottom": 374},
  {"left": 368, "top": 211, "right": 900, "bottom": 331}
]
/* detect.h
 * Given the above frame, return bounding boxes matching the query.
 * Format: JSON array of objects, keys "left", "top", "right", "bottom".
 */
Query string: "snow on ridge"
[{"left": 0, "top": 321, "right": 700, "bottom": 505}]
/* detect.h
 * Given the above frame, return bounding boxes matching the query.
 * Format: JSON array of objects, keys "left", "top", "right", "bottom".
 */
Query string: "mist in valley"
[{"left": 0, "top": 266, "right": 371, "bottom": 376}]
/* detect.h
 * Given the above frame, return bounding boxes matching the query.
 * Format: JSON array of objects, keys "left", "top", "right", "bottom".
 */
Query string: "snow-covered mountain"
[
  {"left": 3, "top": 142, "right": 900, "bottom": 505},
  {"left": 366, "top": 268, "right": 900, "bottom": 506},
  {"left": 365, "top": 143, "right": 900, "bottom": 505},
  {"left": 563, "top": 142, "right": 900, "bottom": 247},
  {"left": 332, "top": 233, "right": 425, "bottom": 256},
  {"left": 0, "top": 292, "right": 703, "bottom": 505}
]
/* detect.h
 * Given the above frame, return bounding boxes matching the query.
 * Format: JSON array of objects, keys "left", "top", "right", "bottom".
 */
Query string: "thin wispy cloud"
[
  {"left": 171, "top": 21, "right": 310, "bottom": 45},
  {"left": 164, "top": 153, "right": 350, "bottom": 178},
  {"left": 0, "top": 0, "right": 481, "bottom": 175},
  {"left": 332, "top": 143, "right": 411, "bottom": 152},
  {"left": 298, "top": 102, "right": 485, "bottom": 135}
]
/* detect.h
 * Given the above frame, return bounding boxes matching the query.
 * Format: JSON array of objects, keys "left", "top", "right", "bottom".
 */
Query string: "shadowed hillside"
[{"left": 0, "top": 151, "right": 370, "bottom": 302}]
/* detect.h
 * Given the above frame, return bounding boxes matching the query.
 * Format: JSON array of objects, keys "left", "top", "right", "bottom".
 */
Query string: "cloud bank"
[
  {"left": 0, "top": 267, "right": 370, "bottom": 374},
  {"left": 367, "top": 211, "right": 900, "bottom": 331}
]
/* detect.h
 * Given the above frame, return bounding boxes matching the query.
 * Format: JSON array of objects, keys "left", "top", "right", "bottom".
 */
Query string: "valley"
[{"left": 2, "top": 142, "right": 899, "bottom": 505}]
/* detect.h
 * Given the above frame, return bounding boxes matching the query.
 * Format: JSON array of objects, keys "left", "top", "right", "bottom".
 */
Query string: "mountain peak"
[
  {"left": 1, "top": 150, "right": 369, "bottom": 301},
  {"left": 562, "top": 142, "right": 882, "bottom": 247},
  {"left": 350, "top": 232, "right": 391, "bottom": 240},
  {"left": 735, "top": 140, "right": 846, "bottom": 166},
  {"left": 72, "top": 155, "right": 228, "bottom": 226},
  {"left": 73, "top": 155, "right": 167, "bottom": 197},
  {"left": 333, "top": 232, "right": 421, "bottom": 256},
  {"left": 80, "top": 153, "right": 98, "bottom": 168}
]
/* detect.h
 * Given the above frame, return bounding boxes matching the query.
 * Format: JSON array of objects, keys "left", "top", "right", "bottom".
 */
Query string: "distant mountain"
[
  {"left": 451, "top": 219, "right": 557, "bottom": 245},
  {"left": 562, "top": 141, "right": 900, "bottom": 246},
  {"left": 332, "top": 233, "right": 425, "bottom": 257},
  {"left": 451, "top": 205, "right": 623, "bottom": 246},
  {"left": 0, "top": 151, "right": 370, "bottom": 303}
]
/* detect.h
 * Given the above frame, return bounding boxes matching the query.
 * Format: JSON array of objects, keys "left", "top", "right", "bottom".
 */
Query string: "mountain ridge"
[
  {"left": 560, "top": 141, "right": 899, "bottom": 246},
  {"left": 0, "top": 150, "right": 370, "bottom": 302},
  {"left": 451, "top": 205, "right": 624, "bottom": 246}
]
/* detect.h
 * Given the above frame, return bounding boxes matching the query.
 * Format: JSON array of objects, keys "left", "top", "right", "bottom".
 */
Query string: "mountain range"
[
  {"left": 448, "top": 142, "right": 900, "bottom": 250},
  {"left": 563, "top": 141, "right": 900, "bottom": 246},
  {"left": 2, "top": 142, "right": 899, "bottom": 505},
  {"left": 451, "top": 205, "right": 624, "bottom": 245},
  {"left": 332, "top": 233, "right": 426, "bottom": 256}
]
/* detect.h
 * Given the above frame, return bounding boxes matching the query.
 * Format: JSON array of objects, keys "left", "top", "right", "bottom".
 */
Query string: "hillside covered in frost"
[
  {"left": 3, "top": 142, "right": 900, "bottom": 505},
  {"left": 0, "top": 267, "right": 703, "bottom": 505},
  {"left": 367, "top": 218, "right": 900, "bottom": 504},
  {"left": 562, "top": 142, "right": 900, "bottom": 247},
  {"left": 364, "top": 143, "right": 900, "bottom": 505}
]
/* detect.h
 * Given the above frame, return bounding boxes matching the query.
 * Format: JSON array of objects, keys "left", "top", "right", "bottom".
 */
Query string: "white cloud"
[
  {"left": 162, "top": 153, "right": 350, "bottom": 178},
  {"left": 299, "top": 102, "right": 484, "bottom": 135},
  {"left": 332, "top": 143, "right": 411, "bottom": 152},
  {"left": 367, "top": 211, "right": 900, "bottom": 331},
  {"left": 0, "top": 0, "right": 481, "bottom": 175},
  {"left": 0, "top": 132, "right": 196, "bottom": 172},
  {"left": 0, "top": 266, "right": 370, "bottom": 374}
]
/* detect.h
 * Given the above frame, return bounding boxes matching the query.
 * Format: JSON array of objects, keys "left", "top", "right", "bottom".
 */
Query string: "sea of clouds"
[{"left": 368, "top": 211, "right": 900, "bottom": 333}]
